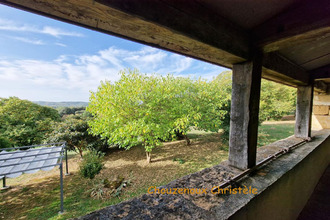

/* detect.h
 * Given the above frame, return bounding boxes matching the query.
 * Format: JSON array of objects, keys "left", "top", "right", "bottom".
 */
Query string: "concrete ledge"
[
  {"left": 230, "top": 130, "right": 330, "bottom": 220},
  {"left": 77, "top": 130, "right": 330, "bottom": 220}
]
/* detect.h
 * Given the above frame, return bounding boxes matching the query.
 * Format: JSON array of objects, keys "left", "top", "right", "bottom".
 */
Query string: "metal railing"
[{"left": 212, "top": 139, "right": 309, "bottom": 193}]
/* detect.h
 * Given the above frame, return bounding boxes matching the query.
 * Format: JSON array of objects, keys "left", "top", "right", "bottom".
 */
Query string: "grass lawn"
[
  {"left": 0, "top": 122, "right": 295, "bottom": 219},
  {"left": 258, "top": 121, "right": 295, "bottom": 147}
]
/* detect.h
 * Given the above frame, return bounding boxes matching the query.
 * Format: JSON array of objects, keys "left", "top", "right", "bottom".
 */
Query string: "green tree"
[
  {"left": 87, "top": 69, "right": 230, "bottom": 162},
  {"left": 58, "top": 106, "right": 86, "bottom": 117},
  {"left": 213, "top": 71, "right": 232, "bottom": 140},
  {"left": 259, "top": 80, "right": 296, "bottom": 121},
  {"left": 45, "top": 114, "right": 107, "bottom": 157},
  {"left": 169, "top": 75, "right": 230, "bottom": 142},
  {"left": 0, "top": 97, "right": 60, "bottom": 146},
  {"left": 213, "top": 71, "right": 296, "bottom": 124}
]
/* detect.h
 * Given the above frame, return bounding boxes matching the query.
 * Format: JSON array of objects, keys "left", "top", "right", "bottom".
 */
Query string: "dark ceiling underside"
[{"left": 1, "top": 0, "right": 329, "bottom": 92}]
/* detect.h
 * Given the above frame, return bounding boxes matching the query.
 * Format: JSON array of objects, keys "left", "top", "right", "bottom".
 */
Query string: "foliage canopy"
[
  {"left": 87, "top": 69, "right": 230, "bottom": 162},
  {"left": 259, "top": 80, "right": 296, "bottom": 121},
  {"left": 213, "top": 71, "right": 296, "bottom": 123},
  {"left": 0, "top": 97, "right": 60, "bottom": 147},
  {"left": 45, "top": 114, "right": 108, "bottom": 157}
]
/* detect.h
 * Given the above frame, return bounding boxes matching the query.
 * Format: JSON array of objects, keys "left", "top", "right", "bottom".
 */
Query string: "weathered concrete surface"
[
  {"left": 229, "top": 57, "right": 262, "bottom": 169},
  {"left": 295, "top": 85, "right": 313, "bottom": 138},
  {"left": 231, "top": 130, "right": 330, "bottom": 220},
  {"left": 77, "top": 130, "right": 330, "bottom": 220}
]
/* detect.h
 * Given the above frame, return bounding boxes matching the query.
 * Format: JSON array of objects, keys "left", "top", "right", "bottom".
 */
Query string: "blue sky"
[{"left": 0, "top": 4, "right": 228, "bottom": 102}]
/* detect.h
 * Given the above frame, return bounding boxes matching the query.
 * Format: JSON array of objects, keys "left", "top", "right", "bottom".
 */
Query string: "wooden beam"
[
  {"left": 254, "top": 0, "right": 330, "bottom": 52},
  {"left": 310, "top": 64, "right": 330, "bottom": 79},
  {"left": 0, "top": 0, "right": 314, "bottom": 87},
  {"left": 314, "top": 81, "right": 328, "bottom": 94},
  {"left": 0, "top": 0, "right": 250, "bottom": 68},
  {"left": 229, "top": 55, "right": 262, "bottom": 169},
  {"left": 262, "top": 52, "right": 310, "bottom": 86},
  {"left": 295, "top": 85, "right": 313, "bottom": 139},
  {"left": 262, "top": 27, "right": 330, "bottom": 53},
  {"left": 96, "top": 0, "right": 252, "bottom": 60}
]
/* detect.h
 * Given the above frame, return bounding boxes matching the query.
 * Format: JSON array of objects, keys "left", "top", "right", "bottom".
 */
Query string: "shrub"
[
  {"left": 0, "top": 136, "right": 13, "bottom": 149},
  {"left": 173, "top": 158, "right": 185, "bottom": 164},
  {"left": 79, "top": 151, "right": 104, "bottom": 179}
]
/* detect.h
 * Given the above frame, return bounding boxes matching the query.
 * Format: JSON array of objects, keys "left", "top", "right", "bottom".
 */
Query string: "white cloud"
[
  {"left": 0, "top": 18, "right": 84, "bottom": 38},
  {"left": 0, "top": 46, "right": 225, "bottom": 101},
  {"left": 55, "top": 42, "right": 67, "bottom": 47},
  {"left": 41, "top": 26, "right": 83, "bottom": 38},
  {"left": 12, "top": 36, "right": 45, "bottom": 45}
]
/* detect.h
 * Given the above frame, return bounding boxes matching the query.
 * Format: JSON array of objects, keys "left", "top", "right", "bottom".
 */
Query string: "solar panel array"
[{"left": 0, "top": 145, "right": 63, "bottom": 179}]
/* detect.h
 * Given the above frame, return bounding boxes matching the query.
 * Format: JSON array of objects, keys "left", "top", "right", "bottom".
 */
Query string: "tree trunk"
[
  {"left": 183, "top": 134, "right": 191, "bottom": 145},
  {"left": 78, "top": 148, "right": 83, "bottom": 158},
  {"left": 75, "top": 144, "right": 83, "bottom": 158},
  {"left": 146, "top": 152, "right": 151, "bottom": 163}
]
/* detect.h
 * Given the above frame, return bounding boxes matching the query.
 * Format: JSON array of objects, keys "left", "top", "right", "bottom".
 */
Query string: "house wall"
[{"left": 312, "top": 94, "right": 330, "bottom": 129}]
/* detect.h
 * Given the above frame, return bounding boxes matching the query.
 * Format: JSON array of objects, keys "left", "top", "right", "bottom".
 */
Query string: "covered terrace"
[{"left": 1, "top": 0, "right": 329, "bottom": 219}]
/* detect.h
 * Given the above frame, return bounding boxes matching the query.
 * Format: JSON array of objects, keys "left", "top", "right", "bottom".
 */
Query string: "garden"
[{"left": 0, "top": 69, "right": 297, "bottom": 219}]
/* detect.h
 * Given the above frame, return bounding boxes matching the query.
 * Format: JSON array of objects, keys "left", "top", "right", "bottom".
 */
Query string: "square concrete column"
[
  {"left": 229, "top": 57, "right": 262, "bottom": 169},
  {"left": 295, "top": 85, "right": 313, "bottom": 138}
]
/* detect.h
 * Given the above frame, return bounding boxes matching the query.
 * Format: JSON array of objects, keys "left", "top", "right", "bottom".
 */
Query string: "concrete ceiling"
[
  {"left": 199, "top": 0, "right": 299, "bottom": 29},
  {"left": 1, "top": 0, "right": 329, "bottom": 92}
]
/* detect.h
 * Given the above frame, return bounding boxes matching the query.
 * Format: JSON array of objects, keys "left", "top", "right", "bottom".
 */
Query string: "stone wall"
[{"left": 312, "top": 94, "right": 330, "bottom": 129}]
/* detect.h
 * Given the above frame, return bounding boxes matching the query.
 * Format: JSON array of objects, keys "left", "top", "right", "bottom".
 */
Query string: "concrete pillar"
[
  {"left": 295, "top": 85, "right": 313, "bottom": 138},
  {"left": 229, "top": 56, "right": 262, "bottom": 169}
]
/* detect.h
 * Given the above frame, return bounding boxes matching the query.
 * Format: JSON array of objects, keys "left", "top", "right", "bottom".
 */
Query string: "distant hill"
[{"left": 34, "top": 101, "right": 89, "bottom": 108}]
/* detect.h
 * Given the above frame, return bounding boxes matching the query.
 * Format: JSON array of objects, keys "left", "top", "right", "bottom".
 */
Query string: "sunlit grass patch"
[{"left": 258, "top": 121, "right": 295, "bottom": 147}]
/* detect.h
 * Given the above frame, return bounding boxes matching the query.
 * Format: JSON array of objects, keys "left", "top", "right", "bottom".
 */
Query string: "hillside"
[{"left": 34, "top": 101, "right": 88, "bottom": 108}]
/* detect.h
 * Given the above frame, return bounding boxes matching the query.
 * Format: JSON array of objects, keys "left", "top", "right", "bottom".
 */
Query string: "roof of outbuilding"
[{"left": 0, "top": 145, "right": 64, "bottom": 179}]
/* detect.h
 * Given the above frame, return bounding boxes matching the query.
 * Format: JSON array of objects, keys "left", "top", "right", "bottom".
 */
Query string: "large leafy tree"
[
  {"left": 213, "top": 71, "right": 296, "bottom": 123},
  {"left": 259, "top": 80, "right": 296, "bottom": 121},
  {"left": 212, "top": 71, "right": 232, "bottom": 140},
  {"left": 0, "top": 97, "right": 60, "bottom": 147},
  {"left": 87, "top": 69, "right": 229, "bottom": 162},
  {"left": 45, "top": 114, "right": 108, "bottom": 157}
]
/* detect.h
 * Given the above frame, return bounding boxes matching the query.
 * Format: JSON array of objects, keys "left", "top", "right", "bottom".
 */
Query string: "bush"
[
  {"left": 0, "top": 136, "right": 13, "bottom": 149},
  {"left": 79, "top": 151, "right": 104, "bottom": 179}
]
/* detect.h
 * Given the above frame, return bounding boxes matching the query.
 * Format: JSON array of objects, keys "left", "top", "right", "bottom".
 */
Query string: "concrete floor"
[{"left": 297, "top": 165, "right": 330, "bottom": 220}]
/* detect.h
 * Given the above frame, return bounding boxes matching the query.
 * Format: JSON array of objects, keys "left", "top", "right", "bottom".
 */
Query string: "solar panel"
[
  {"left": 0, "top": 142, "right": 68, "bottom": 213},
  {"left": 0, "top": 145, "right": 63, "bottom": 178}
]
